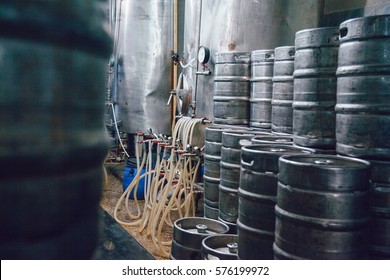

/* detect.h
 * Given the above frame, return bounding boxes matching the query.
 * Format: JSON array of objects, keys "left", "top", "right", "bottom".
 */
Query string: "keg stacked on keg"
[
  {"left": 335, "top": 15, "right": 390, "bottom": 259},
  {"left": 274, "top": 155, "right": 371, "bottom": 259},
  {"left": 293, "top": 27, "right": 340, "bottom": 151},
  {"left": 218, "top": 130, "right": 270, "bottom": 233},
  {"left": 213, "top": 52, "right": 251, "bottom": 125},
  {"left": 203, "top": 125, "right": 252, "bottom": 220},
  {"left": 250, "top": 49, "right": 275, "bottom": 129},
  {"left": 271, "top": 46, "right": 295, "bottom": 134},
  {"left": 237, "top": 144, "right": 315, "bottom": 259}
]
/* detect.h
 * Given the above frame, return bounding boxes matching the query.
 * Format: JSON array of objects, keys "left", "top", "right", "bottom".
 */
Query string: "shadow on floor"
[{"left": 93, "top": 207, "right": 155, "bottom": 260}]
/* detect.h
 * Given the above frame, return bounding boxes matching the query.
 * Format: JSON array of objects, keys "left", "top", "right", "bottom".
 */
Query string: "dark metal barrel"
[
  {"left": 272, "top": 46, "right": 295, "bottom": 134},
  {"left": 293, "top": 27, "right": 339, "bottom": 149},
  {"left": 0, "top": 1, "right": 111, "bottom": 259},
  {"left": 274, "top": 155, "right": 371, "bottom": 259},
  {"left": 237, "top": 144, "right": 314, "bottom": 260},
  {"left": 219, "top": 131, "right": 270, "bottom": 231},
  {"left": 336, "top": 15, "right": 390, "bottom": 159},
  {"left": 213, "top": 52, "right": 251, "bottom": 125},
  {"left": 250, "top": 49, "right": 274, "bottom": 129},
  {"left": 201, "top": 234, "right": 238, "bottom": 260},
  {"left": 170, "top": 217, "right": 229, "bottom": 260},
  {"left": 369, "top": 160, "right": 390, "bottom": 259}
]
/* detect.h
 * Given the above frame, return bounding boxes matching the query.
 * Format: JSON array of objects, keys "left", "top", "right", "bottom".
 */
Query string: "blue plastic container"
[{"left": 122, "top": 163, "right": 147, "bottom": 200}]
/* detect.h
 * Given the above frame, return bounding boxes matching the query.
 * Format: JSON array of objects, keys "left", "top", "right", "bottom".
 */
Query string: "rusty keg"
[
  {"left": 171, "top": 217, "right": 229, "bottom": 260},
  {"left": 293, "top": 27, "right": 339, "bottom": 149},
  {"left": 274, "top": 154, "right": 371, "bottom": 259},
  {"left": 369, "top": 160, "right": 390, "bottom": 259},
  {"left": 213, "top": 52, "right": 251, "bottom": 125},
  {"left": 201, "top": 234, "right": 238, "bottom": 260},
  {"left": 0, "top": 0, "right": 111, "bottom": 259},
  {"left": 237, "top": 144, "right": 314, "bottom": 260},
  {"left": 336, "top": 15, "right": 390, "bottom": 159},
  {"left": 250, "top": 49, "right": 274, "bottom": 129},
  {"left": 272, "top": 46, "right": 295, "bottom": 134}
]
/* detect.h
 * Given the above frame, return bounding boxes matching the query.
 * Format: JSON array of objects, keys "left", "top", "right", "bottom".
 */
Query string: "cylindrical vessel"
[
  {"left": 336, "top": 15, "right": 390, "bottom": 159},
  {"left": 272, "top": 46, "right": 295, "bottom": 134},
  {"left": 171, "top": 217, "right": 229, "bottom": 260},
  {"left": 237, "top": 144, "right": 314, "bottom": 260},
  {"left": 219, "top": 131, "right": 270, "bottom": 228},
  {"left": 369, "top": 160, "right": 390, "bottom": 259},
  {"left": 213, "top": 52, "right": 251, "bottom": 125},
  {"left": 274, "top": 155, "right": 371, "bottom": 259},
  {"left": 250, "top": 49, "right": 274, "bottom": 129},
  {"left": 204, "top": 125, "right": 251, "bottom": 219},
  {"left": 293, "top": 27, "right": 339, "bottom": 149},
  {"left": 0, "top": 0, "right": 111, "bottom": 259},
  {"left": 201, "top": 234, "right": 238, "bottom": 260},
  {"left": 115, "top": 0, "right": 173, "bottom": 134}
]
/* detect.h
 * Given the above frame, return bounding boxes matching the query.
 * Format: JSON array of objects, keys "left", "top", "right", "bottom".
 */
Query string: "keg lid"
[
  {"left": 295, "top": 26, "right": 340, "bottom": 49},
  {"left": 278, "top": 154, "right": 371, "bottom": 191},
  {"left": 339, "top": 15, "right": 390, "bottom": 42},
  {"left": 251, "top": 49, "right": 275, "bottom": 62},
  {"left": 241, "top": 144, "right": 315, "bottom": 172},
  {"left": 274, "top": 46, "right": 295, "bottom": 61},
  {"left": 214, "top": 52, "right": 251, "bottom": 64},
  {"left": 201, "top": 234, "right": 238, "bottom": 260},
  {"left": 173, "top": 217, "right": 230, "bottom": 249}
]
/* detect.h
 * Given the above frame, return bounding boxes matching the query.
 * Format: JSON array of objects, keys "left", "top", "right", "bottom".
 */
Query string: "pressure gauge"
[{"left": 197, "top": 46, "right": 210, "bottom": 64}]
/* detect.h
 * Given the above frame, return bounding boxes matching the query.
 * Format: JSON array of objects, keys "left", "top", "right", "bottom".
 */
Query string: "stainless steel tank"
[
  {"left": 183, "top": 0, "right": 322, "bottom": 121},
  {"left": 114, "top": 0, "right": 173, "bottom": 134}
]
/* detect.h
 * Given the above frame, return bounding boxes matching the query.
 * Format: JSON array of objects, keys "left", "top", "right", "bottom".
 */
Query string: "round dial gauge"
[{"left": 197, "top": 46, "right": 210, "bottom": 64}]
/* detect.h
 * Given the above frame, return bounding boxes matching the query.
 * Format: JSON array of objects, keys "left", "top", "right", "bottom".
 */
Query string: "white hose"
[{"left": 113, "top": 116, "right": 204, "bottom": 257}]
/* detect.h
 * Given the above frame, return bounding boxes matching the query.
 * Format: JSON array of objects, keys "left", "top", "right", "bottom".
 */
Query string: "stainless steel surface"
[
  {"left": 250, "top": 49, "right": 275, "bottom": 128},
  {"left": 275, "top": 154, "right": 371, "bottom": 259},
  {"left": 369, "top": 160, "right": 390, "bottom": 259},
  {"left": 251, "top": 135, "right": 294, "bottom": 145},
  {"left": 293, "top": 27, "right": 339, "bottom": 149},
  {"left": 114, "top": 0, "right": 173, "bottom": 134},
  {"left": 336, "top": 15, "right": 390, "bottom": 159},
  {"left": 219, "top": 130, "right": 271, "bottom": 225},
  {"left": 237, "top": 144, "right": 314, "bottom": 260},
  {"left": 271, "top": 46, "right": 295, "bottom": 134},
  {"left": 183, "top": 0, "right": 322, "bottom": 121},
  {"left": 213, "top": 51, "right": 251, "bottom": 125},
  {"left": 201, "top": 234, "right": 238, "bottom": 260},
  {"left": 0, "top": 0, "right": 110, "bottom": 259},
  {"left": 171, "top": 217, "right": 229, "bottom": 260}
]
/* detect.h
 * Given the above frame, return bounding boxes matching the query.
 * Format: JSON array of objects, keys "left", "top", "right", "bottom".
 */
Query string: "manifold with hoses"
[{"left": 114, "top": 116, "right": 209, "bottom": 258}]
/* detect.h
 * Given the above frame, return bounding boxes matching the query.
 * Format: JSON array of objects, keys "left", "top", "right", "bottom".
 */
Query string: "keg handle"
[
  {"left": 265, "top": 53, "right": 275, "bottom": 61},
  {"left": 234, "top": 55, "right": 250, "bottom": 63},
  {"left": 241, "top": 159, "right": 254, "bottom": 167},
  {"left": 339, "top": 27, "right": 348, "bottom": 38}
]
